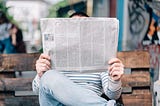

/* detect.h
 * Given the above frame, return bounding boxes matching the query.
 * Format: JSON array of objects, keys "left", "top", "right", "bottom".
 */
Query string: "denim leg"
[
  {"left": 0, "top": 41, "right": 4, "bottom": 53},
  {"left": 39, "top": 70, "right": 115, "bottom": 106},
  {"left": 3, "top": 38, "right": 16, "bottom": 54},
  {"left": 39, "top": 85, "right": 64, "bottom": 106}
]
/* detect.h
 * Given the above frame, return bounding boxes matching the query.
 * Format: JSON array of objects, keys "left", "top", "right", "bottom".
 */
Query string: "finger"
[
  {"left": 109, "top": 66, "right": 124, "bottom": 77},
  {"left": 39, "top": 53, "right": 51, "bottom": 60},
  {"left": 38, "top": 59, "right": 51, "bottom": 67},
  {"left": 109, "top": 67, "right": 118, "bottom": 76},
  {"left": 108, "top": 62, "right": 123, "bottom": 70},
  {"left": 36, "top": 62, "right": 51, "bottom": 71},
  {"left": 111, "top": 69, "right": 124, "bottom": 76},
  {"left": 110, "top": 71, "right": 122, "bottom": 81},
  {"left": 36, "top": 62, "right": 50, "bottom": 75},
  {"left": 36, "top": 66, "right": 48, "bottom": 76},
  {"left": 108, "top": 58, "right": 122, "bottom": 65},
  {"left": 111, "top": 75, "right": 120, "bottom": 81},
  {"left": 36, "top": 56, "right": 51, "bottom": 67},
  {"left": 41, "top": 63, "right": 51, "bottom": 70},
  {"left": 108, "top": 63, "right": 124, "bottom": 73}
]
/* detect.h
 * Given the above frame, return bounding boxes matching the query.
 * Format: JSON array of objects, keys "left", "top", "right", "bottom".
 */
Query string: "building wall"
[{"left": 120, "top": 0, "right": 160, "bottom": 83}]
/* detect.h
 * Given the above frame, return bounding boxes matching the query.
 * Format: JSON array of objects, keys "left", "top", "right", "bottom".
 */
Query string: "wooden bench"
[
  {"left": 0, "top": 51, "right": 152, "bottom": 106},
  {"left": 117, "top": 51, "right": 152, "bottom": 106}
]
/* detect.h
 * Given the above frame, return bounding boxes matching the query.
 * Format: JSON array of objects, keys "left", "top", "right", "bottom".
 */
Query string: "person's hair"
[
  {"left": 69, "top": 11, "right": 89, "bottom": 18},
  {"left": 0, "top": 11, "right": 9, "bottom": 23}
]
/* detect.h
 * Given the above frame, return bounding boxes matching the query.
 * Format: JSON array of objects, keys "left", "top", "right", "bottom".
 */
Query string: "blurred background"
[
  {"left": 0, "top": 0, "right": 160, "bottom": 105},
  {"left": 1, "top": 0, "right": 159, "bottom": 78},
  {"left": 2, "top": 0, "right": 119, "bottom": 54}
]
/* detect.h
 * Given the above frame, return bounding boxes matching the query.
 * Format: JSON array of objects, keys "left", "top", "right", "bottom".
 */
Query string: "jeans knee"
[{"left": 40, "top": 70, "right": 61, "bottom": 90}]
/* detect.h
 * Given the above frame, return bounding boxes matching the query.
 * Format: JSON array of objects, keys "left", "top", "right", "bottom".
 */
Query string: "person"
[
  {"left": 32, "top": 12, "right": 124, "bottom": 106},
  {"left": 9, "top": 24, "right": 26, "bottom": 53},
  {"left": 0, "top": 11, "right": 16, "bottom": 53},
  {"left": 142, "top": 18, "right": 159, "bottom": 45}
]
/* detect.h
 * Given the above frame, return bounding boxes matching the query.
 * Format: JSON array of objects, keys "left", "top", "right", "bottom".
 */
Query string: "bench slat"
[
  {"left": 0, "top": 53, "right": 40, "bottom": 72},
  {"left": 4, "top": 96, "right": 39, "bottom": 106},
  {"left": 122, "top": 72, "right": 150, "bottom": 87},
  {"left": 117, "top": 51, "right": 150, "bottom": 68},
  {"left": 0, "top": 78, "right": 33, "bottom": 91},
  {"left": 0, "top": 51, "right": 150, "bottom": 72}
]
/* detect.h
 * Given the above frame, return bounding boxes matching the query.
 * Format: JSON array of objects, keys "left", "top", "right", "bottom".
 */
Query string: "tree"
[
  {"left": 0, "top": 0, "right": 19, "bottom": 26},
  {"left": 47, "top": 0, "right": 69, "bottom": 18}
]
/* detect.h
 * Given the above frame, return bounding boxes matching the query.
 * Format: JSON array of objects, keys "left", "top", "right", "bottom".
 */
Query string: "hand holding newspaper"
[{"left": 40, "top": 18, "right": 119, "bottom": 73}]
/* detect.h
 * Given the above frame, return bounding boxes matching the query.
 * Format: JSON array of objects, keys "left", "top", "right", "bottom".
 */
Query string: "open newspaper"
[{"left": 40, "top": 18, "right": 119, "bottom": 73}]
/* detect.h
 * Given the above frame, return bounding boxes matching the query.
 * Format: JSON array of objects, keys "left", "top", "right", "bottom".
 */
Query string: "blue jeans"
[
  {"left": 39, "top": 70, "right": 116, "bottom": 106},
  {"left": 0, "top": 37, "right": 16, "bottom": 54}
]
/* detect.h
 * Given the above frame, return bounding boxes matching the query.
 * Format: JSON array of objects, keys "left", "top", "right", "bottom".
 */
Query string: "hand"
[
  {"left": 108, "top": 58, "right": 124, "bottom": 81},
  {"left": 36, "top": 54, "right": 51, "bottom": 77}
]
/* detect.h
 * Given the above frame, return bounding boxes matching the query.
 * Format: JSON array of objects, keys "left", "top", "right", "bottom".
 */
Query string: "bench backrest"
[
  {"left": 0, "top": 51, "right": 151, "bottom": 106},
  {"left": 117, "top": 51, "right": 151, "bottom": 106}
]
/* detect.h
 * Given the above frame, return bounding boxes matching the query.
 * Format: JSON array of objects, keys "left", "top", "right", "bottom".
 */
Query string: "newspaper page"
[{"left": 40, "top": 18, "right": 119, "bottom": 72}]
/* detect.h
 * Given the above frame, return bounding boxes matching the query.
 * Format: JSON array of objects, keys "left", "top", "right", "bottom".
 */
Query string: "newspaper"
[{"left": 40, "top": 18, "right": 119, "bottom": 73}]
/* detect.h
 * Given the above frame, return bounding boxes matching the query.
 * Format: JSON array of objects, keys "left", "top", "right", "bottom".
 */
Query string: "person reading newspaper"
[{"left": 32, "top": 12, "right": 124, "bottom": 106}]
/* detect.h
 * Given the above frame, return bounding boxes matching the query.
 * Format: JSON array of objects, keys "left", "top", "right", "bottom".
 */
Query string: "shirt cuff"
[{"left": 108, "top": 77, "right": 122, "bottom": 91}]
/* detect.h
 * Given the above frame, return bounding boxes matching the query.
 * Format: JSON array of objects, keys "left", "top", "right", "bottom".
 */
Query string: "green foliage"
[
  {"left": 0, "top": 0, "right": 7, "bottom": 12},
  {"left": 47, "top": 0, "right": 69, "bottom": 18},
  {"left": 0, "top": 0, "right": 12, "bottom": 20},
  {"left": 0, "top": 0, "right": 19, "bottom": 26}
]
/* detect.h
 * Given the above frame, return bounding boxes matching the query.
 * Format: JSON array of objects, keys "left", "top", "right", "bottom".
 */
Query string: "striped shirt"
[{"left": 32, "top": 70, "right": 122, "bottom": 100}]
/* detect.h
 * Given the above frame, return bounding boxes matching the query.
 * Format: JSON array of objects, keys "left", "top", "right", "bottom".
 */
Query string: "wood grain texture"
[
  {"left": 0, "top": 51, "right": 152, "bottom": 106},
  {"left": 0, "top": 51, "right": 150, "bottom": 72},
  {"left": 117, "top": 51, "right": 150, "bottom": 68},
  {"left": 0, "top": 53, "right": 40, "bottom": 72},
  {"left": 0, "top": 78, "right": 33, "bottom": 91}
]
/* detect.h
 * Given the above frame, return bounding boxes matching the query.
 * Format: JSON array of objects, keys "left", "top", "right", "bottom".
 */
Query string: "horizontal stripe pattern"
[
  {"left": 60, "top": 71, "right": 107, "bottom": 96},
  {"left": 32, "top": 70, "right": 122, "bottom": 99}
]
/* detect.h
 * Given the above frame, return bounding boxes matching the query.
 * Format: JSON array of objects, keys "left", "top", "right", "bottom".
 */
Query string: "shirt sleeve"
[
  {"left": 100, "top": 72, "right": 122, "bottom": 100},
  {"left": 32, "top": 74, "right": 40, "bottom": 95}
]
